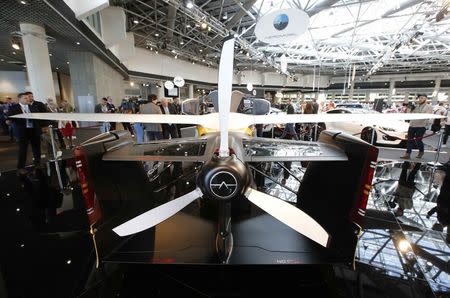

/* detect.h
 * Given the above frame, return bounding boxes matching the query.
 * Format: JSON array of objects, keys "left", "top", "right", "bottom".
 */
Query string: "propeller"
[
  {"left": 112, "top": 188, "right": 203, "bottom": 236},
  {"left": 245, "top": 188, "right": 329, "bottom": 247},
  {"left": 111, "top": 38, "right": 330, "bottom": 249},
  {"left": 112, "top": 39, "right": 236, "bottom": 237},
  {"left": 217, "top": 37, "right": 235, "bottom": 157}
]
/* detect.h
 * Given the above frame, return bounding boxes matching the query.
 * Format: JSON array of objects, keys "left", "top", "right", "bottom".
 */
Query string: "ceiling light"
[
  {"left": 12, "top": 51, "right": 16, "bottom": 55},
  {"left": 223, "top": 12, "right": 228, "bottom": 20},
  {"left": 175, "top": 55, "right": 178, "bottom": 59},
  {"left": 66, "top": 61, "right": 69, "bottom": 64},
  {"left": 192, "top": 61, "right": 195, "bottom": 64},
  {"left": 199, "top": 49, "right": 203, "bottom": 52},
  {"left": 398, "top": 239, "right": 411, "bottom": 253},
  {"left": 56, "top": 67, "right": 59, "bottom": 70},
  {"left": 208, "top": 26, "right": 211, "bottom": 31},
  {"left": 171, "top": 49, "right": 176, "bottom": 53},
  {"left": 186, "top": 24, "right": 191, "bottom": 28},
  {"left": 12, "top": 41, "right": 20, "bottom": 50},
  {"left": 202, "top": 59, "right": 205, "bottom": 62},
  {"left": 186, "top": 0, "right": 194, "bottom": 9},
  {"left": 155, "top": 50, "right": 158, "bottom": 54},
  {"left": 200, "top": 22, "right": 208, "bottom": 30},
  {"left": 130, "top": 81, "right": 134, "bottom": 86},
  {"left": 180, "top": 41, "right": 184, "bottom": 45},
  {"left": 133, "top": 19, "right": 139, "bottom": 24},
  {"left": 49, "top": 53, "right": 52, "bottom": 56},
  {"left": 0, "top": 59, "right": 4, "bottom": 62},
  {"left": 20, "top": 0, "right": 27, "bottom": 4},
  {"left": 155, "top": 33, "right": 159, "bottom": 37}
]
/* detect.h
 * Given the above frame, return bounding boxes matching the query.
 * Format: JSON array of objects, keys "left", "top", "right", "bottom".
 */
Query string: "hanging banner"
[{"left": 255, "top": 8, "right": 309, "bottom": 45}]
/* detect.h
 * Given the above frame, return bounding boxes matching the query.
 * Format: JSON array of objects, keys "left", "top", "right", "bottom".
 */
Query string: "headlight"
[{"left": 379, "top": 126, "right": 396, "bottom": 132}]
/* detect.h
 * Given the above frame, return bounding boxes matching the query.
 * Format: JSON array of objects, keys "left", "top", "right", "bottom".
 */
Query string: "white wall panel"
[
  {"left": 101, "top": 7, "right": 127, "bottom": 48},
  {"left": 63, "top": 0, "right": 109, "bottom": 20}
]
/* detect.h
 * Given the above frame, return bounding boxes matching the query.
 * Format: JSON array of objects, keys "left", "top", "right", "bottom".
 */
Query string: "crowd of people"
[
  {"left": 94, "top": 94, "right": 182, "bottom": 144},
  {"left": 1, "top": 91, "right": 449, "bottom": 240},
  {"left": 0, "top": 92, "right": 75, "bottom": 175}
]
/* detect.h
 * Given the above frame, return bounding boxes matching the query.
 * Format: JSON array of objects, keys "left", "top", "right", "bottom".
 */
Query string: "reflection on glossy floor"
[
  {"left": 0, "top": 130, "right": 449, "bottom": 297},
  {"left": 267, "top": 161, "right": 450, "bottom": 296}
]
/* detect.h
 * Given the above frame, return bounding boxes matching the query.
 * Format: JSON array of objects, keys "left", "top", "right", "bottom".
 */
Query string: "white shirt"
[
  {"left": 19, "top": 102, "right": 33, "bottom": 128},
  {"left": 19, "top": 102, "right": 30, "bottom": 113},
  {"left": 163, "top": 105, "right": 172, "bottom": 126},
  {"left": 409, "top": 102, "right": 433, "bottom": 128}
]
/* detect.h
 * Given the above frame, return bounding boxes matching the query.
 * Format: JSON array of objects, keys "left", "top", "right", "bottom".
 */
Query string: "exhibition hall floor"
[{"left": 0, "top": 129, "right": 448, "bottom": 297}]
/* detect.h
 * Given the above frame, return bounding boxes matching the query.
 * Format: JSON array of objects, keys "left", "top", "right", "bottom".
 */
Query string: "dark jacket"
[
  {"left": 160, "top": 103, "right": 177, "bottom": 130},
  {"left": 7, "top": 103, "right": 46, "bottom": 138},
  {"left": 286, "top": 103, "right": 295, "bottom": 115}
]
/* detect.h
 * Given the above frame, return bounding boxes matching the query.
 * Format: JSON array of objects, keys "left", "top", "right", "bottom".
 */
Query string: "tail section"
[{"left": 297, "top": 130, "right": 378, "bottom": 265}]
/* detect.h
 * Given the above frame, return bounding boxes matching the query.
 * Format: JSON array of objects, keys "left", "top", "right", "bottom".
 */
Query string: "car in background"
[
  {"left": 324, "top": 108, "right": 409, "bottom": 146},
  {"left": 242, "top": 106, "right": 286, "bottom": 137},
  {"left": 335, "top": 103, "right": 364, "bottom": 109}
]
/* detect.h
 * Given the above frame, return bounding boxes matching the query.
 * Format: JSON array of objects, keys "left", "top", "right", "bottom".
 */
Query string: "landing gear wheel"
[{"left": 361, "top": 127, "right": 377, "bottom": 145}]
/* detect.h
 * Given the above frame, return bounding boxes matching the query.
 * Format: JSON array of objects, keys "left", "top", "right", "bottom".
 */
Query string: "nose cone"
[{"left": 197, "top": 155, "right": 249, "bottom": 201}]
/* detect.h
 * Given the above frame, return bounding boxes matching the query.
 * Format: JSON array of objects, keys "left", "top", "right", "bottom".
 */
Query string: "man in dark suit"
[
  {"left": 7, "top": 93, "right": 47, "bottom": 174},
  {"left": 159, "top": 98, "right": 179, "bottom": 139},
  {"left": 160, "top": 98, "right": 182, "bottom": 177},
  {"left": 107, "top": 96, "right": 116, "bottom": 130},
  {"left": 25, "top": 91, "right": 48, "bottom": 115}
]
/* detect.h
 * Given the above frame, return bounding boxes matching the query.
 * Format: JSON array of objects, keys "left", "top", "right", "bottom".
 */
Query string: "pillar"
[
  {"left": 67, "top": 51, "right": 125, "bottom": 117},
  {"left": 387, "top": 79, "right": 395, "bottom": 105},
  {"left": 20, "top": 23, "right": 56, "bottom": 102},
  {"left": 158, "top": 80, "right": 165, "bottom": 99},
  {"left": 404, "top": 92, "right": 409, "bottom": 104},
  {"left": 349, "top": 81, "right": 355, "bottom": 100},
  {"left": 188, "top": 84, "right": 194, "bottom": 99},
  {"left": 432, "top": 78, "right": 441, "bottom": 104}
]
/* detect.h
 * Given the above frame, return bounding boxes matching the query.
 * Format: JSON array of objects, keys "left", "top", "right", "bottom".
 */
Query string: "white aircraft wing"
[
  {"left": 10, "top": 112, "right": 217, "bottom": 128},
  {"left": 246, "top": 112, "right": 444, "bottom": 125},
  {"left": 10, "top": 111, "right": 444, "bottom": 131}
]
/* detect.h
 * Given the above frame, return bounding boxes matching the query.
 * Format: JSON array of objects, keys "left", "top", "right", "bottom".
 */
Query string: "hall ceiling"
[{"left": 121, "top": 0, "right": 450, "bottom": 77}]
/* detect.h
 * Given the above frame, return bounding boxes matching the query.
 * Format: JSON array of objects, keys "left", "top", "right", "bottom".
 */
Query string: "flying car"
[{"left": 11, "top": 38, "right": 443, "bottom": 266}]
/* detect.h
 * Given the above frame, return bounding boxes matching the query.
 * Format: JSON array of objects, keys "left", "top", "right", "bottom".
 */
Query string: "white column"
[
  {"left": 349, "top": 81, "right": 355, "bottom": 100},
  {"left": 387, "top": 79, "right": 395, "bottom": 105},
  {"left": 20, "top": 23, "right": 56, "bottom": 102},
  {"left": 158, "top": 80, "right": 164, "bottom": 99},
  {"left": 404, "top": 92, "right": 409, "bottom": 104},
  {"left": 432, "top": 78, "right": 441, "bottom": 104},
  {"left": 188, "top": 84, "right": 194, "bottom": 99}
]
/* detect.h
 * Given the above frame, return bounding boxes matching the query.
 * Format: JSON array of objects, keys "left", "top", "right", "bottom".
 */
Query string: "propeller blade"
[
  {"left": 112, "top": 188, "right": 203, "bottom": 236},
  {"left": 10, "top": 112, "right": 209, "bottom": 126},
  {"left": 244, "top": 188, "right": 330, "bottom": 247},
  {"left": 218, "top": 37, "right": 235, "bottom": 157}
]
